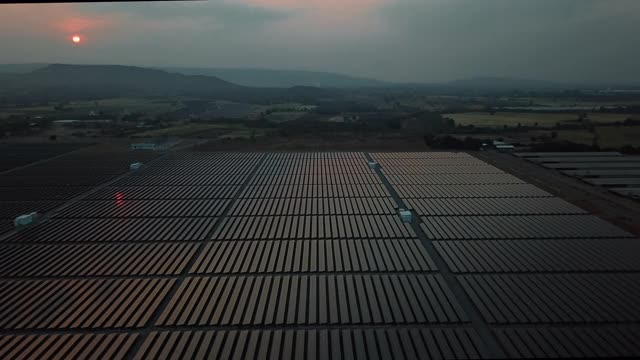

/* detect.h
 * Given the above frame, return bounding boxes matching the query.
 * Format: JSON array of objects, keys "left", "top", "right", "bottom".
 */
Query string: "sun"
[{"left": 72, "top": 35, "right": 81, "bottom": 44}]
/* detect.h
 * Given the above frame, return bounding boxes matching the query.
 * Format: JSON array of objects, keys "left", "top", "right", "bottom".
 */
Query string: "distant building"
[
  {"left": 493, "top": 140, "right": 515, "bottom": 152},
  {"left": 130, "top": 143, "right": 160, "bottom": 151},
  {"left": 53, "top": 119, "right": 112, "bottom": 128},
  {"left": 130, "top": 137, "right": 177, "bottom": 151}
]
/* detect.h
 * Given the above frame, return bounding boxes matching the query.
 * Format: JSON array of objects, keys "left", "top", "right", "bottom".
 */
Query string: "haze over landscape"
[
  {"left": 3, "top": 1, "right": 640, "bottom": 359},
  {"left": 1, "top": 0, "right": 640, "bottom": 84}
]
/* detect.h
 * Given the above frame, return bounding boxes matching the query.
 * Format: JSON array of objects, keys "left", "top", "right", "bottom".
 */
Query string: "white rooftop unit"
[
  {"left": 130, "top": 162, "right": 143, "bottom": 170},
  {"left": 131, "top": 143, "right": 158, "bottom": 151},
  {"left": 496, "top": 144, "right": 515, "bottom": 152},
  {"left": 368, "top": 161, "right": 379, "bottom": 170},
  {"left": 399, "top": 209, "right": 413, "bottom": 223},
  {"left": 14, "top": 212, "right": 38, "bottom": 227}
]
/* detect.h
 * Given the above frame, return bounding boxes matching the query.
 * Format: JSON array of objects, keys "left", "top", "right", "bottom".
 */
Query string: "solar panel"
[{"left": 0, "top": 150, "right": 637, "bottom": 358}]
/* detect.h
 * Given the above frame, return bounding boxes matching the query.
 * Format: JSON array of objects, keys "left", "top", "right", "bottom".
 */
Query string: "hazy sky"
[{"left": 1, "top": 0, "right": 639, "bottom": 83}]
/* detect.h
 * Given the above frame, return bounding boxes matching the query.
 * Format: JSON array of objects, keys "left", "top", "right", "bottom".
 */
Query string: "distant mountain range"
[
  {"left": 0, "top": 63, "right": 385, "bottom": 88},
  {"left": 0, "top": 63, "right": 46, "bottom": 74},
  {"left": 1, "top": 64, "right": 638, "bottom": 96},
  {"left": 0, "top": 64, "right": 333, "bottom": 103},
  {"left": 161, "top": 67, "right": 387, "bottom": 88},
  {"left": 447, "top": 77, "right": 571, "bottom": 90},
  {"left": 411, "top": 77, "right": 640, "bottom": 91}
]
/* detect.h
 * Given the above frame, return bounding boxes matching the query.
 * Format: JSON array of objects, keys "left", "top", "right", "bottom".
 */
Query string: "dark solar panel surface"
[
  {"left": 611, "top": 187, "right": 640, "bottom": 197},
  {"left": 544, "top": 162, "right": 640, "bottom": 169},
  {"left": 0, "top": 143, "right": 86, "bottom": 173},
  {"left": 587, "top": 178, "right": 640, "bottom": 186},
  {"left": 0, "top": 145, "right": 160, "bottom": 235},
  {"left": 562, "top": 169, "right": 640, "bottom": 177},
  {"left": 0, "top": 150, "right": 637, "bottom": 359},
  {"left": 514, "top": 151, "right": 622, "bottom": 158},
  {"left": 532, "top": 156, "right": 640, "bottom": 163},
  {"left": 519, "top": 151, "right": 640, "bottom": 202}
]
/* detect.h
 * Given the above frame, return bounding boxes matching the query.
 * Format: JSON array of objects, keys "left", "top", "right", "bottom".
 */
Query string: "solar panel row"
[
  {"left": 420, "top": 215, "right": 630, "bottom": 239},
  {"left": 0, "top": 201, "right": 61, "bottom": 219},
  {"left": 394, "top": 183, "right": 552, "bottom": 198},
  {"left": 0, "top": 187, "right": 92, "bottom": 201},
  {"left": 157, "top": 275, "right": 466, "bottom": 326},
  {"left": 0, "top": 278, "right": 175, "bottom": 329},
  {"left": 385, "top": 173, "right": 524, "bottom": 185},
  {"left": 263, "top": 152, "right": 366, "bottom": 160},
  {"left": 228, "top": 198, "right": 398, "bottom": 216},
  {"left": 0, "top": 242, "right": 199, "bottom": 277},
  {"left": 258, "top": 164, "right": 373, "bottom": 175},
  {"left": 515, "top": 151, "right": 622, "bottom": 158},
  {"left": 495, "top": 326, "right": 640, "bottom": 358},
  {"left": 86, "top": 185, "right": 240, "bottom": 200},
  {"left": 1, "top": 150, "right": 638, "bottom": 359},
  {"left": 520, "top": 152, "right": 640, "bottom": 199},
  {"left": 112, "top": 174, "right": 247, "bottom": 186},
  {"left": 434, "top": 238, "right": 640, "bottom": 273},
  {"left": 249, "top": 173, "right": 381, "bottom": 185},
  {"left": 5, "top": 217, "right": 218, "bottom": 243},
  {"left": 371, "top": 152, "right": 473, "bottom": 159},
  {"left": 532, "top": 156, "right": 640, "bottom": 163},
  {"left": 0, "top": 332, "right": 138, "bottom": 360},
  {"left": 239, "top": 184, "right": 390, "bottom": 198},
  {"left": 0, "top": 145, "right": 160, "bottom": 235},
  {"left": 459, "top": 273, "right": 640, "bottom": 324},
  {"left": 546, "top": 162, "right": 640, "bottom": 169},
  {"left": 134, "top": 328, "right": 488, "bottom": 360},
  {"left": 54, "top": 199, "right": 231, "bottom": 218},
  {"left": 406, "top": 197, "right": 586, "bottom": 216},
  {"left": 2, "top": 239, "right": 435, "bottom": 278},
  {"left": 0, "top": 143, "right": 85, "bottom": 173},
  {"left": 382, "top": 166, "right": 503, "bottom": 174},
  {"left": 190, "top": 239, "right": 436, "bottom": 274},
  {"left": 132, "top": 158, "right": 258, "bottom": 176},
  {"left": 0, "top": 175, "right": 123, "bottom": 187},
  {"left": 373, "top": 151, "right": 640, "bottom": 358},
  {"left": 211, "top": 215, "right": 415, "bottom": 240}
]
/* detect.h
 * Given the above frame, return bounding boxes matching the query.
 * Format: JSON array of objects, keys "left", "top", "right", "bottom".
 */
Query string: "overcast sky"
[{"left": 0, "top": 0, "right": 638, "bottom": 83}]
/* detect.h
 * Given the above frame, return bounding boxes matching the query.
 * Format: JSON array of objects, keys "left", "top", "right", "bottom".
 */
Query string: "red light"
[{"left": 115, "top": 192, "right": 124, "bottom": 206}]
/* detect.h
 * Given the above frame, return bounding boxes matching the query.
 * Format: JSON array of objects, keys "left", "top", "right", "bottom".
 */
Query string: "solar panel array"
[
  {"left": 0, "top": 145, "right": 159, "bottom": 236},
  {"left": 0, "top": 150, "right": 638, "bottom": 359},
  {"left": 371, "top": 151, "right": 640, "bottom": 358},
  {"left": 0, "top": 143, "right": 85, "bottom": 172},
  {"left": 516, "top": 151, "right": 640, "bottom": 200}
]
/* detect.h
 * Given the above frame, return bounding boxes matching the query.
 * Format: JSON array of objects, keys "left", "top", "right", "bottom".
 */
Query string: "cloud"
[
  {"left": 377, "top": 0, "right": 640, "bottom": 82},
  {"left": 0, "top": 0, "right": 639, "bottom": 83},
  {"left": 238, "top": 0, "right": 386, "bottom": 12},
  {"left": 0, "top": 4, "right": 129, "bottom": 61},
  {"left": 77, "top": 1, "right": 292, "bottom": 28}
]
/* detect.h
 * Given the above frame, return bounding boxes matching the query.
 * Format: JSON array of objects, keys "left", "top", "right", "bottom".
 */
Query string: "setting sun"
[{"left": 72, "top": 35, "right": 81, "bottom": 44}]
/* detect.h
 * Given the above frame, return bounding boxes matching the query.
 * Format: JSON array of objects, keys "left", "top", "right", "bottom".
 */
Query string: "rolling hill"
[
  {"left": 161, "top": 67, "right": 386, "bottom": 88},
  {"left": 0, "top": 64, "right": 334, "bottom": 103},
  {"left": 0, "top": 64, "right": 386, "bottom": 88}
]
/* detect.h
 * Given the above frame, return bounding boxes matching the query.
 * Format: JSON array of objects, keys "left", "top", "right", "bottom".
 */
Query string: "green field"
[
  {"left": 133, "top": 123, "right": 232, "bottom": 138},
  {"left": 265, "top": 112, "right": 307, "bottom": 123},
  {"left": 218, "top": 128, "right": 272, "bottom": 140},
  {"left": 133, "top": 122, "right": 274, "bottom": 140},
  {"left": 515, "top": 97, "right": 640, "bottom": 107},
  {"left": 0, "top": 97, "right": 185, "bottom": 119},
  {"left": 559, "top": 127, "right": 640, "bottom": 148},
  {"left": 445, "top": 112, "right": 637, "bottom": 128}
]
